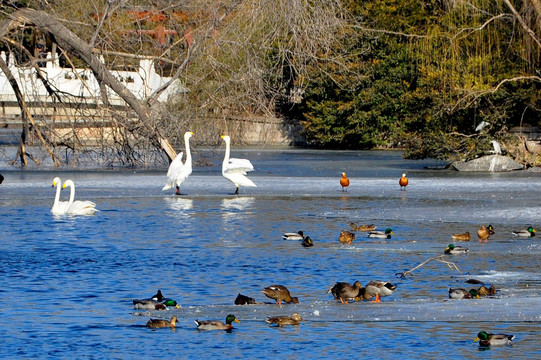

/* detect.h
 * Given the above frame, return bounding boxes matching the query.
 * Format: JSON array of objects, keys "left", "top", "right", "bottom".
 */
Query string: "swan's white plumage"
[
  {"left": 162, "top": 131, "right": 193, "bottom": 192},
  {"left": 51, "top": 177, "right": 70, "bottom": 215},
  {"left": 62, "top": 179, "right": 98, "bottom": 215},
  {"left": 221, "top": 135, "right": 256, "bottom": 193}
]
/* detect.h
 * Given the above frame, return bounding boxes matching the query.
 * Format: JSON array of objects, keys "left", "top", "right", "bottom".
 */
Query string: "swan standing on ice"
[
  {"left": 162, "top": 131, "right": 194, "bottom": 195},
  {"left": 62, "top": 179, "right": 98, "bottom": 215},
  {"left": 51, "top": 177, "right": 70, "bottom": 215},
  {"left": 221, "top": 135, "right": 256, "bottom": 195}
]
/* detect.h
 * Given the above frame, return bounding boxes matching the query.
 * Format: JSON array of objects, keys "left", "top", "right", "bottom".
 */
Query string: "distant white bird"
[
  {"left": 162, "top": 131, "right": 194, "bottom": 195},
  {"left": 221, "top": 135, "right": 256, "bottom": 195},
  {"left": 62, "top": 179, "right": 98, "bottom": 215},
  {"left": 490, "top": 140, "right": 502, "bottom": 154},
  {"left": 51, "top": 177, "right": 70, "bottom": 215},
  {"left": 475, "top": 121, "right": 489, "bottom": 132}
]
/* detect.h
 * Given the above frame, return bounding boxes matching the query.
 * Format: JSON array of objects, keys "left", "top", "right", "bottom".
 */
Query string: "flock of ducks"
[
  {"left": 45, "top": 136, "right": 532, "bottom": 345},
  {"left": 134, "top": 287, "right": 304, "bottom": 330},
  {"left": 278, "top": 220, "right": 536, "bottom": 347}
]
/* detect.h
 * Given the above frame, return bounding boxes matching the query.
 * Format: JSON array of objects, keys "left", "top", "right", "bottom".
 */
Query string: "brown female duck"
[
  {"left": 349, "top": 223, "right": 376, "bottom": 232},
  {"left": 146, "top": 316, "right": 178, "bottom": 329},
  {"left": 338, "top": 230, "right": 356, "bottom": 244},
  {"left": 327, "top": 281, "right": 363, "bottom": 304},
  {"left": 451, "top": 232, "right": 471, "bottom": 241},
  {"left": 262, "top": 285, "right": 299, "bottom": 305},
  {"left": 266, "top": 313, "right": 303, "bottom": 327}
]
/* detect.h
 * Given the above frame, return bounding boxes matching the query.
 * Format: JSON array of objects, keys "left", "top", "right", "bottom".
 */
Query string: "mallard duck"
[
  {"left": 195, "top": 314, "right": 239, "bottom": 331},
  {"left": 475, "top": 331, "right": 514, "bottom": 346},
  {"left": 444, "top": 244, "right": 469, "bottom": 255},
  {"left": 477, "top": 226, "right": 491, "bottom": 242},
  {"left": 448, "top": 288, "right": 479, "bottom": 299},
  {"left": 488, "top": 224, "right": 495, "bottom": 235},
  {"left": 367, "top": 228, "right": 394, "bottom": 239},
  {"left": 282, "top": 231, "right": 304, "bottom": 241},
  {"left": 234, "top": 293, "right": 258, "bottom": 305},
  {"left": 399, "top": 173, "right": 408, "bottom": 190},
  {"left": 301, "top": 235, "right": 314, "bottom": 247},
  {"left": 327, "top": 281, "right": 363, "bottom": 304},
  {"left": 340, "top": 172, "right": 350, "bottom": 192},
  {"left": 266, "top": 313, "right": 303, "bottom": 327},
  {"left": 338, "top": 230, "right": 356, "bottom": 244},
  {"left": 262, "top": 285, "right": 299, "bottom": 305},
  {"left": 146, "top": 316, "right": 177, "bottom": 329},
  {"left": 451, "top": 232, "right": 471, "bottom": 241},
  {"left": 512, "top": 226, "right": 536, "bottom": 237},
  {"left": 477, "top": 284, "right": 497, "bottom": 296},
  {"left": 133, "top": 290, "right": 180, "bottom": 310},
  {"left": 361, "top": 281, "right": 397, "bottom": 302},
  {"left": 133, "top": 289, "right": 164, "bottom": 309},
  {"left": 349, "top": 223, "right": 376, "bottom": 232}
]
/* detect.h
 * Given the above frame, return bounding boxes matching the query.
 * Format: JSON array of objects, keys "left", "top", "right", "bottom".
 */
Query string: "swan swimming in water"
[
  {"left": 162, "top": 131, "right": 194, "bottom": 195},
  {"left": 51, "top": 177, "right": 70, "bottom": 215},
  {"left": 62, "top": 179, "right": 98, "bottom": 215},
  {"left": 221, "top": 135, "right": 256, "bottom": 195}
]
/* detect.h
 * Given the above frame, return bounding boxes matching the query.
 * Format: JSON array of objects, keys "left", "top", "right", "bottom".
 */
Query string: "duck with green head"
[
  {"left": 512, "top": 226, "right": 536, "bottom": 237},
  {"left": 444, "top": 244, "right": 469, "bottom": 255},
  {"left": 448, "top": 288, "right": 479, "bottom": 299},
  {"left": 133, "top": 290, "right": 180, "bottom": 310},
  {"left": 195, "top": 314, "right": 240, "bottom": 331},
  {"left": 475, "top": 331, "right": 514, "bottom": 346}
]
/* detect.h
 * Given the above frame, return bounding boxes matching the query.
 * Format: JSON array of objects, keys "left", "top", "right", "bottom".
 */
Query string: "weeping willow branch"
[{"left": 395, "top": 255, "right": 462, "bottom": 279}]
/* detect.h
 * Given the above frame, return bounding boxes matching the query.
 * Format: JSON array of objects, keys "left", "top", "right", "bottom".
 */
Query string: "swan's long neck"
[
  {"left": 54, "top": 183, "right": 61, "bottom": 207},
  {"left": 184, "top": 134, "right": 192, "bottom": 166},
  {"left": 222, "top": 139, "right": 230, "bottom": 173},
  {"left": 66, "top": 181, "right": 76, "bottom": 206}
]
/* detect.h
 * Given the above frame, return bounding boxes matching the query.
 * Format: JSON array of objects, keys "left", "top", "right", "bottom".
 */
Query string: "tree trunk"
[{"left": 0, "top": 9, "right": 177, "bottom": 161}]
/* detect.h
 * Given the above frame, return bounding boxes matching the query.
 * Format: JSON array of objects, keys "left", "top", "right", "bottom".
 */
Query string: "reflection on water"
[
  {"left": 1, "top": 150, "right": 541, "bottom": 358},
  {"left": 164, "top": 197, "right": 194, "bottom": 212},
  {"left": 221, "top": 196, "right": 255, "bottom": 213}
]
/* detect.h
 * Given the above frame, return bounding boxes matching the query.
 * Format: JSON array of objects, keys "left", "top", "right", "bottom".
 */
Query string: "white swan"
[
  {"left": 221, "top": 135, "right": 256, "bottom": 195},
  {"left": 51, "top": 177, "right": 70, "bottom": 215},
  {"left": 62, "top": 179, "right": 98, "bottom": 215},
  {"left": 162, "top": 131, "right": 194, "bottom": 195}
]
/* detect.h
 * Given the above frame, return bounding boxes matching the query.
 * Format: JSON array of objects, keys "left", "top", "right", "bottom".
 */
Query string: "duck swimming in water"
[
  {"left": 367, "top": 228, "right": 394, "bottom": 239},
  {"left": 146, "top": 316, "right": 178, "bottom": 329},
  {"left": 195, "top": 314, "right": 240, "bottom": 331},
  {"left": 266, "top": 313, "right": 303, "bottom": 327},
  {"left": 512, "top": 226, "right": 536, "bottom": 237},
  {"left": 475, "top": 331, "right": 514, "bottom": 346}
]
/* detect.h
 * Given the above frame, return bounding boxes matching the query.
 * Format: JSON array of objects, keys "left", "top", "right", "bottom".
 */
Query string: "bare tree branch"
[{"left": 396, "top": 255, "right": 462, "bottom": 278}]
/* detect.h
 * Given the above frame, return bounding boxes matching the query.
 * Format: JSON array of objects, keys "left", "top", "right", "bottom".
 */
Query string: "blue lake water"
[{"left": 1, "top": 149, "right": 541, "bottom": 359}]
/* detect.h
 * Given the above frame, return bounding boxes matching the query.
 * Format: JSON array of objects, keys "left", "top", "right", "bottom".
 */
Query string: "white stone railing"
[{"left": 0, "top": 51, "right": 183, "bottom": 106}]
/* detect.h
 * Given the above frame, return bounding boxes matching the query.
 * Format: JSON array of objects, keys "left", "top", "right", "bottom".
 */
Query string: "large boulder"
[{"left": 451, "top": 155, "right": 523, "bottom": 172}]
